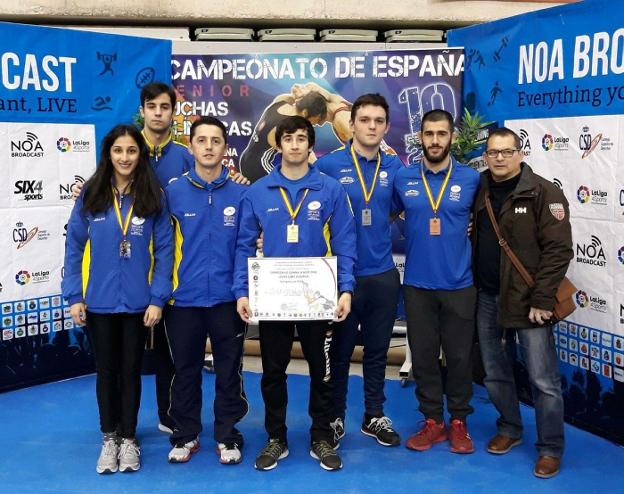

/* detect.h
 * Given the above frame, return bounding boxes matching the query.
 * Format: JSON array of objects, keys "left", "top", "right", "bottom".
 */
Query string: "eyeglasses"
[{"left": 485, "top": 149, "right": 520, "bottom": 158}]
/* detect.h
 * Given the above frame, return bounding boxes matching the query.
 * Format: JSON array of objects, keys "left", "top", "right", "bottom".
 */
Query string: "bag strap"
[{"left": 484, "top": 195, "right": 535, "bottom": 288}]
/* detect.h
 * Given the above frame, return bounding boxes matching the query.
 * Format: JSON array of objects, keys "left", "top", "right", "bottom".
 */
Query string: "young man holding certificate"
[
  {"left": 234, "top": 116, "right": 357, "bottom": 472},
  {"left": 393, "top": 110, "right": 480, "bottom": 455}
]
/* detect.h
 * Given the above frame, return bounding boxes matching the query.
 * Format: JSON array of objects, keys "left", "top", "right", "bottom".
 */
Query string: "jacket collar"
[
  {"left": 142, "top": 130, "right": 174, "bottom": 159},
  {"left": 343, "top": 139, "right": 389, "bottom": 164},
  {"left": 481, "top": 163, "right": 536, "bottom": 196},
  {"left": 265, "top": 163, "right": 322, "bottom": 191},
  {"left": 185, "top": 165, "right": 229, "bottom": 190}
]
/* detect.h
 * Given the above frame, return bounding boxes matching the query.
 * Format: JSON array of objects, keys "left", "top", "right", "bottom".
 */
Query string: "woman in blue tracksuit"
[{"left": 62, "top": 124, "right": 173, "bottom": 474}]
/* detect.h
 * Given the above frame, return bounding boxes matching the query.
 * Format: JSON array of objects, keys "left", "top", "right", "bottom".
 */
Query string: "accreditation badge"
[
  {"left": 361, "top": 208, "right": 372, "bottom": 226},
  {"left": 429, "top": 217, "right": 441, "bottom": 236},
  {"left": 287, "top": 224, "right": 299, "bottom": 243}
]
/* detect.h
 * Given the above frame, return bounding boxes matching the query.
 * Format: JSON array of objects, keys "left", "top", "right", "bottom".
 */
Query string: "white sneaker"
[
  {"left": 96, "top": 433, "right": 119, "bottom": 474},
  {"left": 217, "top": 443, "right": 242, "bottom": 464},
  {"left": 168, "top": 439, "right": 200, "bottom": 463},
  {"left": 118, "top": 438, "right": 141, "bottom": 472}
]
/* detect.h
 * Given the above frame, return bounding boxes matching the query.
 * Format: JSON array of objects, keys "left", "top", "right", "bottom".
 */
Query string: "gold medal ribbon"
[
  {"left": 279, "top": 188, "right": 309, "bottom": 224},
  {"left": 350, "top": 145, "right": 381, "bottom": 205},
  {"left": 112, "top": 187, "right": 135, "bottom": 237},
  {"left": 420, "top": 162, "right": 453, "bottom": 216}
]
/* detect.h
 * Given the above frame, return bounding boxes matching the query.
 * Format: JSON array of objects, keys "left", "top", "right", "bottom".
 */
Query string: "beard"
[{"left": 422, "top": 142, "right": 451, "bottom": 164}]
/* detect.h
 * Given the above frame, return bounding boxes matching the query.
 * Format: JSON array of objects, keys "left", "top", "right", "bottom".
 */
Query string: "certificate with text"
[{"left": 248, "top": 257, "right": 338, "bottom": 321}]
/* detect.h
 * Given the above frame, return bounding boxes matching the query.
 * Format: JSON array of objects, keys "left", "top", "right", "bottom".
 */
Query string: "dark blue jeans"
[{"left": 477, "top": 290, "right": 564, "bottom": 458}]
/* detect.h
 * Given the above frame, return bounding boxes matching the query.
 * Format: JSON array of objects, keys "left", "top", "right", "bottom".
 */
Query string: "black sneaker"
[
  {"left": 254, "top": 439, "right": 288, "bottom": 471},
  {"left": 310, "top": 440, "right": 343, "bottom": 471},
  {"left": 361, "top": 416, "right": 401, "bottom": 446}
]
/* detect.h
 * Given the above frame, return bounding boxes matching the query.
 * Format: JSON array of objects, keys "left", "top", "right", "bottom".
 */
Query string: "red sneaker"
[
  {"left": 449, "top": 419, "right": 475, "bottom": 454},
  {"left": 405, "top": 419, "right": 448, "bottom": 451}
]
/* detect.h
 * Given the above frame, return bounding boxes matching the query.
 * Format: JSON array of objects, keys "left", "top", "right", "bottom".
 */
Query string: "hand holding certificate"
[{"left": 246, "top": 256, "right": 339, "bottom": 322}]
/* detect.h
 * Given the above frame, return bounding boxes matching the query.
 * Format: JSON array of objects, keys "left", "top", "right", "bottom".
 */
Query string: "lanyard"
[
  {"left": 350, "top": 145, "right": 381, "bottom": 205},
  {"left": 112, "top": 186, "right": 134, "bottom": 237},
  {"left": 279, "top": 187, "right": 309, "bottom": 224},
  {"left": 420, "top": 161, "right": 453, "bottom": 216}
]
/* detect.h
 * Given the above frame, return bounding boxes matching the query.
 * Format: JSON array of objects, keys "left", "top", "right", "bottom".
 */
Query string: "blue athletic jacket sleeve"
[
  {"left": 148, "top": 193, "right": 174, "bottom": 308},
  {"left": 62, "top": 192, "right": 90, "bottom": 306},
  {"left": 328, "top": 184, "right": 357, "bottom": 293},
  {"left": 233, "top": 190, "right": 260, "bottom": 300}
]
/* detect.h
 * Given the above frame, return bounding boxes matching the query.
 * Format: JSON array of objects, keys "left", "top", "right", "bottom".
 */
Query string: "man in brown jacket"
[{"left": 472, "top": 127, "right": 573, "bottom": 479}]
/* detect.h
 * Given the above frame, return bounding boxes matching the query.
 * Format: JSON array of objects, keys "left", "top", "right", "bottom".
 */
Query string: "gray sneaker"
[
  {"left": 118, "top": 438, "right": 141, "bottom": 472},
  {"left": 96, "top": 433, "right": 119, "bottom": 474}
]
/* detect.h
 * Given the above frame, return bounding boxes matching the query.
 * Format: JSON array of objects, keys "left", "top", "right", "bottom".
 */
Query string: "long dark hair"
[{"left": 82, "top": 124, "right": 162, "bottom": 217}]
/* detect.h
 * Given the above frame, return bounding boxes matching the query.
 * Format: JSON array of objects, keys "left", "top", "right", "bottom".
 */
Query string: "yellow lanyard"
[
  {"left": 420, "top": 161, "right": 453, "bottom": 217},
  {"left": 350, "top": 145, "right": 381, "bottom": 205},
  {"left": 279, "top": 188, "right": 309, "bottom": 224},
  {"left": 112, "top": 187, "right": 134, "bottom": 237}
]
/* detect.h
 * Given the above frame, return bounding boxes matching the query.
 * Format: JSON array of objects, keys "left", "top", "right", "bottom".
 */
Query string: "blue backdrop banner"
[{"left": 0, "top": 22, "right": 171, "bottom": 392}]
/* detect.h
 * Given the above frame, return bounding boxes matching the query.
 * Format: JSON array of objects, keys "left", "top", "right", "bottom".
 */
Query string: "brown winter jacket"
[{"left": 472, "top": 164, "right": 573, "bottom": 328}]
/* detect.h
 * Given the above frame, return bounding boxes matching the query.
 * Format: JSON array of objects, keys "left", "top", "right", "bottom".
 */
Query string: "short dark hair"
[
  {"left": 295, "top": 91, "right": 328, "bottom": 120},
  {"left": 275, "top": 116, "right": 315, "bottom": 148},
  {"left": 486, "top": 127, "right": 521, "bottom": 150},
  {"left": 189, "top": 116, "right": 228, "bottom": 144},
  {"left": 351, "top": 93, "right": 390, "bottom": 123},
  {"left": 140, "top": 82, "right": 176, "bottom": 108},
  {"left": 421, "top": 109, "right": 454, "bottom": 132}
]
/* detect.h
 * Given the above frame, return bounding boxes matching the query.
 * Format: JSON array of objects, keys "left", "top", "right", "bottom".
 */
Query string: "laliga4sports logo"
[
  {"left": 57, "top": 136, "right": 91, "bottom": 153},
  {"left": 542, "top": 133, "right": 569, "bottom": 151},
  {"left": 575, "top": 289, "right": 607, "bottom": 313},
  {"left": 577, "top": 185, "right": 607, "bottom": 206},
  {"left": 618, "top": 245, "right": 624, "bottom": 265},
  {"left": 15, "top": 270, "right": 31, "bottom": 285}
]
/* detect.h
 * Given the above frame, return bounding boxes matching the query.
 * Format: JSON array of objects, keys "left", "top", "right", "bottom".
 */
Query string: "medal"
[
  {"left": 279, "top": 187, "right": 309, "bottom": 245},
  {"left": 119, "top": 239, "right": 132, "bottom": 258},
  {"left": 421, "top": 162, "right": 453, "bottom": 237},
  {"left": 351, "top": 145, "right": 381, "bottom": 227},
  {"left": 112, "top": 186, "right": 135, "bottom": 259},
  {"left": 362, "top": 208, "right": 372, "bottom": 226}
]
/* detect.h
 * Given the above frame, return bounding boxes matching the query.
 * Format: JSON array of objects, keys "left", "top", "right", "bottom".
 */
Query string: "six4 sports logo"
[
  {"left": 578, "top": 125, "right": 613, "bottom": 159},
  {"left": 575, "top": 288, "right": 607, "bottom": 313},
  {"left": 576, "top": 184, "right": 608, "bottom": 206},
  {"left": 575, "top": 235, "right": 606, "bottom": 268},
  {"left": 59, "top": 175, "right": 85, "bottom": 200},
  {"left": 542, "top": 132, "right": 569, "bottom": 152},
  {"left": 12, "top": 222, "right": 50, "bottom": 250},
  {"left": 14, "top": 179, "right": 44, "bottom": 201},
  {"left": 10, "top": 131, "right": 44, "bottom": 158}
]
